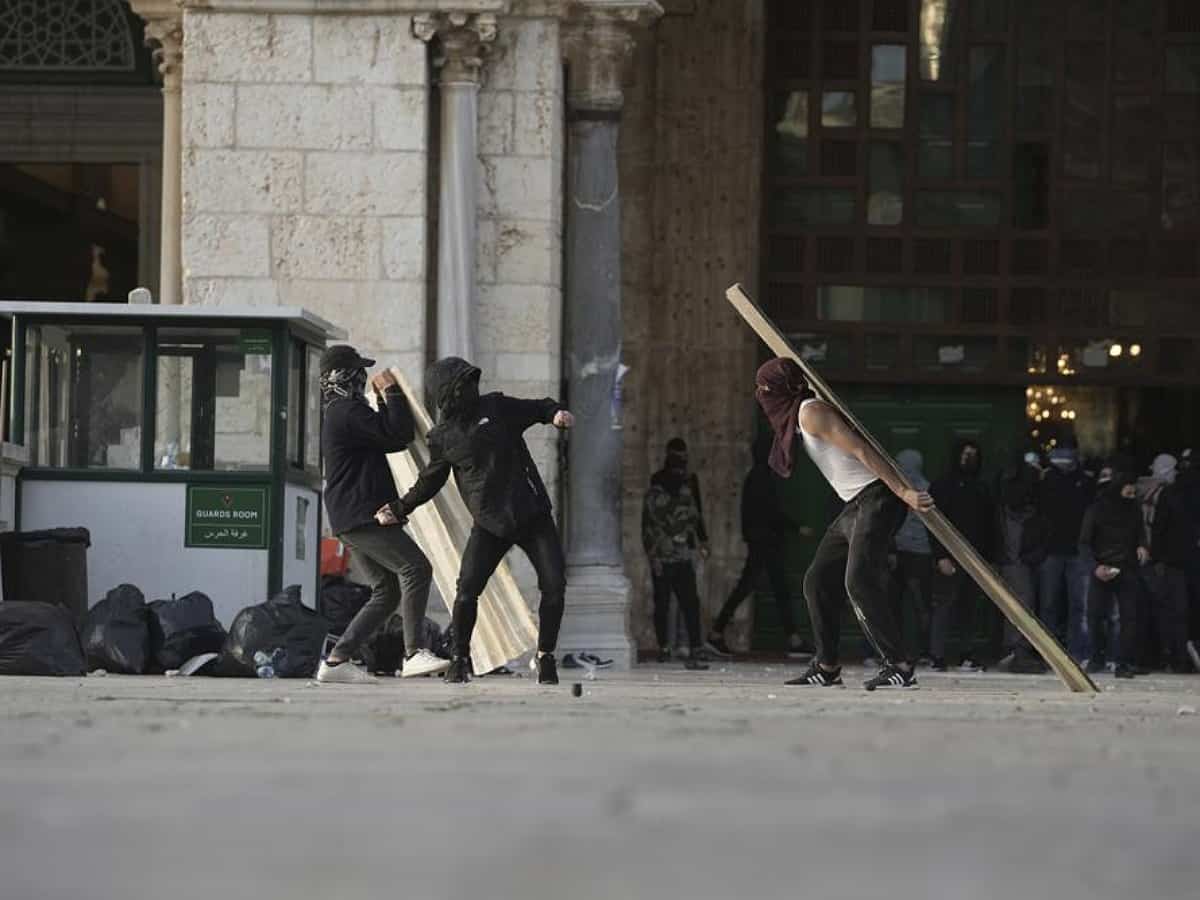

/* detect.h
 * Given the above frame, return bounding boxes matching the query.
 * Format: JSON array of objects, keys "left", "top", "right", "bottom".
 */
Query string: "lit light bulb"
[
  {"left": 1110, "top": 343, "right": 1123, "bottom": 358},
  {"left": 1130, "top": 344, "right": 1141, "bottom": 357},
  {"left": 1061, "top": 410, "right": 1069, "bottom": 419},
  {"left": 1026, "top": 387, "right": 1034, "bottom": 397}
]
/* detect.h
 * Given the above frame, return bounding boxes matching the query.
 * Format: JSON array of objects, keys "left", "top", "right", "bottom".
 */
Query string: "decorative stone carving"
[
  {"left": 413, "top": 12, "right": 498, "bottom": 84},
  {"left": 563, "top": 0, "right": 662, "bottom": 111},
  {"left": 143, "top": 17, "right": 184, "bottom": 88}
]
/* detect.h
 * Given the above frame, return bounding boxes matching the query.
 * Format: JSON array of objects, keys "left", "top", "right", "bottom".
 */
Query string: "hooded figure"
[
  {"left": 930, "top": 439, "right": 995, "bottom": 560},
  {"left": 1144, "top": 453, "right": 1196, "bottom": 671},
  {"left": 893, "top": 449, "right": 931, "bottom": 557},
  {"left": 649, "top": 438, "right": 709, "bottom": 547},
  {"left": 755, "top": 358, "right": 813, "bottom": 478},
  {"left": 395, "top": 357, "right": 572, "bottom": 684},
  {"left": 1079, "top": 469, "right": 1147, "bottom": 676}
]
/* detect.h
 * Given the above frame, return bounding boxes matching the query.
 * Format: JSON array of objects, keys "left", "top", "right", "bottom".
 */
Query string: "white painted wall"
[
  {"left": 19, "top": 481, "right": 269, "bottom": 625},
  {"left": 282, "top": 482, "right": 319, "bottom": 610}
]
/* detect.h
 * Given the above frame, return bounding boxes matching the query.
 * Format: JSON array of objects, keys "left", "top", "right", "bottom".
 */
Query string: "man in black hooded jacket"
[
  {"left": 929, "top": 439, "right": 996, "bottom": 671},
  {"left": 1079, "top": 469, "right": 1149, "bottom": 678},
  {"left": 392, "top": 357, "right": 574, "bottom": 684}
]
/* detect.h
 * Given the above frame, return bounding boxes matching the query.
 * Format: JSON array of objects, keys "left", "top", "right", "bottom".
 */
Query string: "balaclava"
[
  {"left": 320, "top": 367, "right": 367, "bottom": 405},
  {"left": 755, "top": 357, "right": 813, "bottom": 479}
]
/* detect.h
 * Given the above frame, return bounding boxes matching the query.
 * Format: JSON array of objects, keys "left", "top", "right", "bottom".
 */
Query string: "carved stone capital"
[
  {"left": 413, "top": 12, "right": 498, "bottom": 84},
  {"left": 130, "top": 2, "right": 184, "bottom": 87},
  {"left": 563, "top": 1, "right": 662, "bottom": 112}
]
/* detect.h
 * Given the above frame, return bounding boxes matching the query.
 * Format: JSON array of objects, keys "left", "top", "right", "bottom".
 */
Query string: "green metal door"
[{"left": 751, "top": 384, "right": 1026, "bottom": 651}]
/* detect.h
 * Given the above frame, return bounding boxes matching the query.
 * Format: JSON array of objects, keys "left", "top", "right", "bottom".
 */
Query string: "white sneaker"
[
  {"left": 316, "top": 659, "right": 378, "bottom": 684},
  {"left": 400, "top": 649, "right": 451, "bottom": 678}
]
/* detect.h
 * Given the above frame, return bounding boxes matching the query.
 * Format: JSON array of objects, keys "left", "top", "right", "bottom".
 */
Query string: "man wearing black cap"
[{"left": 315, "top": 345, "right": 448, "bottom": 684}]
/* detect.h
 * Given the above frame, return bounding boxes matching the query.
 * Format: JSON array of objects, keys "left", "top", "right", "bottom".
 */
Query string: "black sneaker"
[
  {"left": 930, "top": 657, "right": 948, "bottom": 672},
  {"left": 561, "top": 653, "right": 584, "bottom": 669},
  {"left": 864, "top": 665, "right": 918, "bottom": 691},
  {"left": 536, "top": 654, "right": 559, "bottom": 685},
  {"left": 704, "top": 635, "right": 733, "bottom": 658},
  {"left": 785, "top": 661, "right": 843, "bottom": 686},
  {"left": 1113, "top": 664, "right": 1136, "bottom": 679},
  {"left": 444, "top": 657, "right": 471, "bottom": 684}
]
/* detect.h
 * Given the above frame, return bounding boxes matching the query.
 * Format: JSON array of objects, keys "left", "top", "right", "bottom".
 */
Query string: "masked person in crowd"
[
  {"left": 652, "top": 439, "right": 711, "bottom": 653},
  {"left": 994, "top": 454, "right": 1050, "bottom": 673},
  {"left": 643, "top": 438, "right": 710, "bottom": 670},
  {"left": 1036, "top": 446, "right": 1095, "bottom": 662},
  {"left": 755, "top": 359, "right": 932, "bottom": 691},
  {"left": 315, "top": 345, "right": 447, "bottom": 684},
  {"left": 928, "top": 440, "right": 996, "bottom": 672},
  {"left": 888, "top": 449, "right": 935, "bottom": 664},
  {"left": 1079, "top": 466, "right": 1150, "bottom": 678},
  {"left": 1177, "top": 449, "right": 1200, "bottom": 671},
  {"left": 707, "top": 434, "right": 813, "bottom": 658},
  {"left": 391, "top": 358, "right": 574, "bottom": 685},
  {"left": 1142, "top": 454, "right": 1195, "bottom": 672}
]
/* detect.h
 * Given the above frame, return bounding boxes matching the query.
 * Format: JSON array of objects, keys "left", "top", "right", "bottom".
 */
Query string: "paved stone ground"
[{"left": 2, "top": 663, "right": 1199, "bottom": 900}]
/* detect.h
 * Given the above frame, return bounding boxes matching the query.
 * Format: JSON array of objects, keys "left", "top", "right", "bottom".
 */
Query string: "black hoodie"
[
  {"left": 396, "top": 358, "right": 562, "bottom": 539},
  {"left": 1078, "top": 476, "right": 1142, "bottom": 567},
  {"left": 739, "top": 436, "right": 797, "bottom": 546},
  {"left": 321, "top": 387, "right": 415, "bottom": 534},
  {"left": 1037, "top": 461, "right": 1095, "bottom": 555},
  {"left": 930, "top": 439, "right": 996, "bottom": 561}
]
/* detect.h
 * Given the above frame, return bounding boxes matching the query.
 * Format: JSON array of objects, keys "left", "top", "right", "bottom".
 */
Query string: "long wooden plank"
[
  {"left": 725, "top": 283, "right": 1097, "bottom": 694},
  {"left": 374, "top": 372, "right": 537, "bottom": 673}
]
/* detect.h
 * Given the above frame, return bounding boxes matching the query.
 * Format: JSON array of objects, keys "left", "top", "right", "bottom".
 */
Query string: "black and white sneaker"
[
  {"left": 784, "top": 661, "right": 843, "bottom": 686},
  {"left": 536, "top": 654, "right": 559, "bottom": 685},
  {"left": 578, "top": 652, "right": 613, "bottom": 669},
  {"left": 444, "top": 657, "right": 471, "bottom": 684},
  {"left": 863, "top": 665, "right": 918, "bottom": 691}
]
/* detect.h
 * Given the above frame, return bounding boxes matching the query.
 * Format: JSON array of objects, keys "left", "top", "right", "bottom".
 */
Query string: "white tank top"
[{"left": 798, "top": 398, "right": 879, "bottom": 501}]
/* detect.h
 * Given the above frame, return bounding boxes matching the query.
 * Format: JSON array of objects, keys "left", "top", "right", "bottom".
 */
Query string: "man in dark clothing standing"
[
  {"left": 316, "top": 345, "right": 446, "bottom": 685},
  {"left": 1178, "top": 449, "right": 1200, "bottom": 670},
  {"left": 1036, "top": 446, "right": 1095, "bottom": 662},
  {"left": 651, "top": 439, "right": 711, "bottom": 651},
  {"left": 1079, "top": 469, "right": 1149, "bottom": 678},
  {"left": 994, "top": 456, "right": 1050, "bottom": 672},
  {"left": 929, "top": 439, "right": 996, "bottom": 671},
  {"left": 1145, "top": 455, "right": 1195, "bottom": 672},
  {"left": 393, "top": 357, "right": 574, "bottom": 685},
  {"left": 706, "top": 434, "right": 811, "bottom": 658}
]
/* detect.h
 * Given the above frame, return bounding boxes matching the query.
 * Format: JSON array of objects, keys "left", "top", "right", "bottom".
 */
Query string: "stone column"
[
  {"left": 415, "top": 12, "right": 497, "bottom": 362},
  {"left": 558, "top": 2, "right": 661, "bottom": 668},
  {"left": 135, "top": 2, "right": 184, "bottom": 453}
]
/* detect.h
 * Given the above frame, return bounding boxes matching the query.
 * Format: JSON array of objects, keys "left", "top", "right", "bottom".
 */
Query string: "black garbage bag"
[
  {"left": 81, "top": 584, "right": 150, "bottom": 674},
  {"left": 0, "top": 601, "right": 86, "bottom": 676},
  {"left": 319, "top": 575, "right": 370, "bottom": 635},
  {"left": 217, "top": 585, "right": 332, "bottom": 678},
  {"left": 364, "top": 615, "right": 446, "bottom": 673},
  {"left": 147, "top": 592, "right": 227, "bottom": 672}
]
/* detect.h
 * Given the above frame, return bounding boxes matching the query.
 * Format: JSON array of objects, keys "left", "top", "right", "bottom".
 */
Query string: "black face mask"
[{"left": 444, "top": 373, "right": 480, "bottom": 419}]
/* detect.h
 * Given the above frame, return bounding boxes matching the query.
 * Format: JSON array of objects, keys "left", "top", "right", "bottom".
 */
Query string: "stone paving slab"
[{"left": 2, "top": 664, "right": 1198, "bottom": 900}]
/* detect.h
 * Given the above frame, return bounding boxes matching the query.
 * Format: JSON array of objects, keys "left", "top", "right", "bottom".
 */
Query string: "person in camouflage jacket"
[{"left": 642, "top": 440, "right": 709, "bottom": 669}]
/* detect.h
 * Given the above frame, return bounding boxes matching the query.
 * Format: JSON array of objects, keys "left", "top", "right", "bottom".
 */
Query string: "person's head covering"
[
  {"left": 320, "top": 344, "right": 375, "bottom": 376},
  {"left": 656, "top": 438, "right": 691, "bottom": 494},
  {"left": 319, "top": 345, "right": 375, "bottom": 403},
  {"left": 664, "top": 438, "right": 689, "bottom": 470},
  {"left": 951, "top": 438, "right": 983, "bottom": 478},
  {"left": 1048, "top": 446, "right": 1079, "bottom": 472},
  {"left": 424, "top": 356, "right": 482, "bottom": 423},
  {"left": 755, "top": 357, "right": 812, "bottom": 479},
  {"left": 895, "top": 448, "right": 928, "bottom": 490},
  {"left": 1150, "top": 453, "right": 1178, "bottom": 484}
]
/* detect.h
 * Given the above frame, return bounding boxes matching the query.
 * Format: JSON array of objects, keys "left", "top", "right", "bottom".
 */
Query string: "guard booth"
[{"left": 0, "top": 302, "right": 345, "bottom": 624}]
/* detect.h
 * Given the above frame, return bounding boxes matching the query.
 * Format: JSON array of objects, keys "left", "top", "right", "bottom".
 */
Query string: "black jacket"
[
  {"left": 397, "top": 358, "right": 562, "bottom": 539},
  {"left": 1151, "top": 483, "right": 1197, "bottom": 567},
  {"left": 930, "top": 440, "right": 996, "bottom": 561},
  {"left": 740, "top": 463, "right": 795, "bottom": 546},
  {"left": 1079, "top": 489, "right": 1141, "bottom": 567},
  {"left": 322, "top": 389, "right": 414, "bottom": 534},
  {"left": 1037, "top": 467, "right": 1095, "bottom": 555}
]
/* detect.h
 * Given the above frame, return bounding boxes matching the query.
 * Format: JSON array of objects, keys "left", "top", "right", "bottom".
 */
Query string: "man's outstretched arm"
[{"left": 799, "top": 400, "right": 933, "bottom": 513}]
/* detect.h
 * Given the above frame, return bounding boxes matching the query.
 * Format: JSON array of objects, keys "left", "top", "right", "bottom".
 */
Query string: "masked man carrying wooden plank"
[{"left": 756, "top": 358, "right": 933, "bottom": 691}]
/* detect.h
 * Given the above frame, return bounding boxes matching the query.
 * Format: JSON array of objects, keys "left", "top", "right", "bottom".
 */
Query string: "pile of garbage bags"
[{"left": 0, "top": 576, "right": 447, "bottom": 678}]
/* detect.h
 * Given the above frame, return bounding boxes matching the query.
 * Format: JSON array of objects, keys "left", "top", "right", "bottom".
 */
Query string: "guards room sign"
[{"left": 186, "top": 486, "right": 269, "bottom": 549}]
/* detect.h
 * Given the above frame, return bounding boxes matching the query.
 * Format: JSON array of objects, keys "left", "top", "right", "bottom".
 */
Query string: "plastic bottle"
[{"left": 254, "top": 647, "right": 286, "bottom": 679}]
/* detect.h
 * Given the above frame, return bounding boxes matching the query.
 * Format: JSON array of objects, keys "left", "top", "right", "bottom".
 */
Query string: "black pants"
[
  {"left": 930, "top": 569, "right": 987, "bottom": 663},
  {"left": 1088, "top": 571, "right": 1139, "bottom": 668},
  {"left": 804, "top": 481, "right": 907, "bottom": 668},
  {"left": 334, "top": 523, "right": 433, "bottom": 660},
  {"left": 652, "top": 561, "right": 702, "bottom": 650},
  {"left": 452, "top": 513, "right": 566, "bottom": 658},
  {"left": 890, "top": 551, "right": 933, "bottom": 659},
  {"left": 1145, "top": 564, "right": 1190, "bottom": 669},
  {"left": 713, "top": 542, "right": 795, "bottom": 636}
]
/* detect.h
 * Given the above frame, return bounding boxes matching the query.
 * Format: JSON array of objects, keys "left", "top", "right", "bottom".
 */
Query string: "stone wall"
[
  {"left": 180, "top": 10, "right": 431, "bottom": 385},
  {"left": 620, "top": 0, "right": 765, "bottom": 650}
]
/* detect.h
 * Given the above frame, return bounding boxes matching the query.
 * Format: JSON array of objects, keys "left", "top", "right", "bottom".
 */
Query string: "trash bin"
[{"left": 0, "top": 527, "right": 91, "bottom": 620}]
